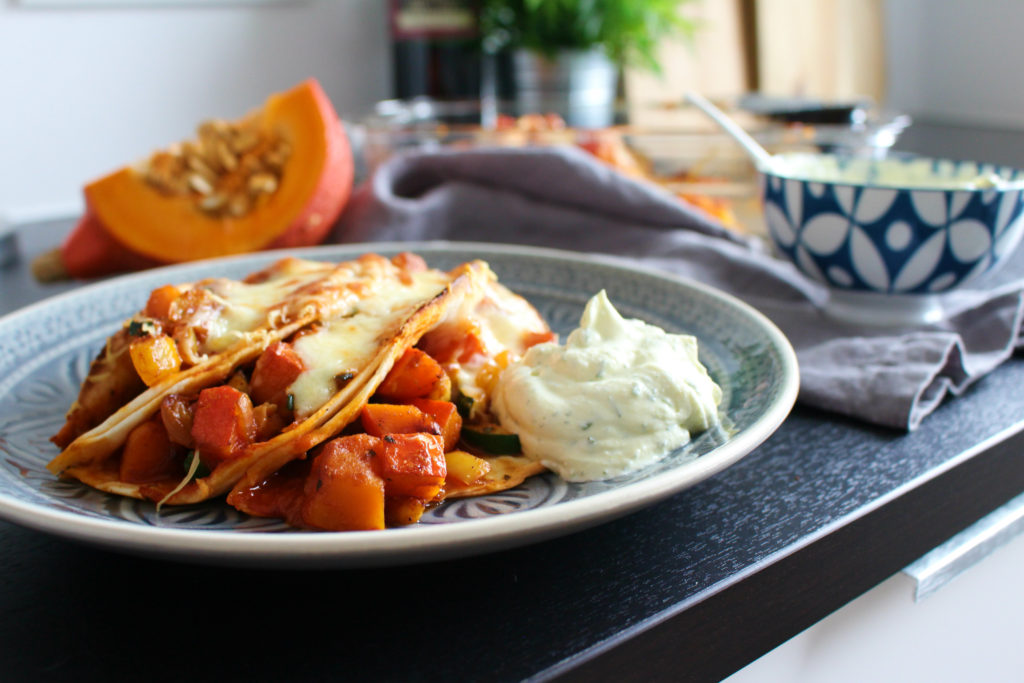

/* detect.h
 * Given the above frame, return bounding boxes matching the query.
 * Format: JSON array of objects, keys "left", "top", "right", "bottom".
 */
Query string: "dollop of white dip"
[{"left": 491, "top": 290, "right": 722, "bottom": 481}]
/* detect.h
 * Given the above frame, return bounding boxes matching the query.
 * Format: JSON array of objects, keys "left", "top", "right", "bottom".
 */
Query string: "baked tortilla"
[
  {"left": 445, "top": 456, "right": 546, "bottom": 499},
  {"left": 47, "top": 252, "right": 553, "bottom": 526},
  {"left": 49, "top": 255, "right": 407, "bottom": 474}
]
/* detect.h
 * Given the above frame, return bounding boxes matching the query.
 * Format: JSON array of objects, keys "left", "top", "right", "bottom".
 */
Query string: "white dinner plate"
[{"left": 0, "top": 242, "right": 798, "bottom": 567}]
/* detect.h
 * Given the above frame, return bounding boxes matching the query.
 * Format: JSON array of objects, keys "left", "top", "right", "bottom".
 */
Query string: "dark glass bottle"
[{"left": 390, "top": 0, "right": 481, "bottom": 101}]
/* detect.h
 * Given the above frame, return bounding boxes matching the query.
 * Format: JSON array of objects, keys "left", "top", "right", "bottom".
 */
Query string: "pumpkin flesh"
[{"left": 82, "top": 78, "right": 352, "bottom": 264}]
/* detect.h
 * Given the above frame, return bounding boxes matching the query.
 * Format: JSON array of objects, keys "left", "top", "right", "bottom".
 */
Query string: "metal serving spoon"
[{"left": 685, "top": 92, "right": 776, "bottom": 173}]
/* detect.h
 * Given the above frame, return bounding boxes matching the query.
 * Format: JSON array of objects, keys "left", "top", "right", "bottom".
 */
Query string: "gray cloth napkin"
[{"left": 333, "top": 146, "right": 1024, "bottom": 430}]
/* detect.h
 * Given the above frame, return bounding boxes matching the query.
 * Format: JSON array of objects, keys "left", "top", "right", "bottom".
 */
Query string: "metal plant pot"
[{"left": 512, "top": 48, "right": 617, "bottom": 128}]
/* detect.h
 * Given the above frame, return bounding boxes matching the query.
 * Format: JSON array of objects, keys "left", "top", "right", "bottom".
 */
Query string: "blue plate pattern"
[{"left": 0, "top": 243, "right": 798, "bottom": 566}]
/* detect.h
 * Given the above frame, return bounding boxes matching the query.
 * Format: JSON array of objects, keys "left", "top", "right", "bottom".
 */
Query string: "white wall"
[
  {"left": 884, "top": 0, "right": 1024, "bottom": 130},
  {"left": 4, "top": 0, "right": 1023, "bottom": 221},
  {"left": 0, "top": 0, "right": 390, "bottom": 221}
]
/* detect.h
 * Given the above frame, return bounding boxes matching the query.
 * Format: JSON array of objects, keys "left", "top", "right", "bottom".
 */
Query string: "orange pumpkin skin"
[
  {"left": 66, "top": 78, "right": 353, "bottom": 274},
  {"left": 61, "top": 209, "right": 160, "bottom": 279},
  {"left": 264, "top": 113, "right": 353, "bottom": 251}
]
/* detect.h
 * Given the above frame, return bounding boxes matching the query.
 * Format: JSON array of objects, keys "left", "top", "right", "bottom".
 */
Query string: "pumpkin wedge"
[{"left": 40, "top": 78, "right": 353, "bottom": 280}]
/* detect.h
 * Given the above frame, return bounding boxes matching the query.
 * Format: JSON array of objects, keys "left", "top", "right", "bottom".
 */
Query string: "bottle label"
[{"left": 390, "top": 0, "right": 477, "bottom": 39}]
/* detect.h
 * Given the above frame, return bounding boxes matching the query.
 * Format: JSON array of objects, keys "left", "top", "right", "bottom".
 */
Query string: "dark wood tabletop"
[{"left": 2, "top": 122, "right": 1023, "bottom": 683}]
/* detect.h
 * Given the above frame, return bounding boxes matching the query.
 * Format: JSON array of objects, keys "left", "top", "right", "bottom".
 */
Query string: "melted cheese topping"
[
  {"left": 202, "top": 277, "right": 322, "bottom": 352},
  {"left": 475, "top": 280, "right": 547, "bottom": 354},
  {"left": 288, "top": 269, "right": 452, "bottom": 417},
  {"left": 443, "top": 280, "right": 552, "bottom": 414},
  {"left": 193, "top": 260, "right": 338, "bottom": 353}
]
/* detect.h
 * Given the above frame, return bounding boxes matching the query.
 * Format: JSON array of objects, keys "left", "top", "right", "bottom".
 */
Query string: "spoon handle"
[{"left": 685, "top": 92, "right": 775, "bottom": 171}]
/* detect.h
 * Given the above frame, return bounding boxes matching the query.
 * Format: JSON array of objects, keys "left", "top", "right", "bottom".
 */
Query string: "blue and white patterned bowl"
[{"left": 761, "top": 153, "right": 1024, "bottom": 304}]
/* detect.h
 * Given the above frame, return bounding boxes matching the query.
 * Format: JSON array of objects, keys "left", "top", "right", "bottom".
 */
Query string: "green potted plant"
[{"left": 480, "top": 0, "right": 696, "bottom": 127}]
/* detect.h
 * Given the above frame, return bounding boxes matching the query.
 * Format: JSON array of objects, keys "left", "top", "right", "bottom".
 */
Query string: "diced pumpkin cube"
[
  {"left": 444, "top": 449, "right": 491, "bottom": 485},
  {"left": 426, "top": 371, "right": 452, "bottom": 401},
  {"left": 454, "top": 329, "right": 487, "bottom": 364},
  {"left": 120, "top": 417, "right": 182, "bottom": 484},
  {"left": 385, "top": 496, "right": 426, "bottom": 526},
  {"left": 129, "top": 334, "right": 182, "bottom": 387},
  {"left": 376, "top": 348, "right": 447, "bottom": 401},
  {"left": 225, "top": 370, "right": 250, "bottom": 396},
  {"left": 411, "top": 398, "right": 462, "bottom": 451},
  {"left": 250, "top": 341, "right": 305, "bottom": 408},
  {"left": 300, "top": 434, "right": 385, "bottom": 531},
  {"left": 159, "top": 394, "right": 195, "bottom": 448},
  {"left": 253, "top": 402, "right": 287, "bottom": 442},
  {"left": 379, "top": 433, "right": 446, "bottom": 500},
  {"left": 144, "top": 284, "right": 182, "bottom": 321},
  {"left": 190, "top": 385, "right": 256, "bottom": 467},
  {"left": 418, "top": 322, "right": 486, "bottom": 365},
  {"left": 476, "top": 351, "right": 515, "bottom": 396},
  {"left": 391, "top": 252, "right": 428, "bottom": 274},
  {"left": 230, "top": 459, "right": 310, "bottom": 522},
  {"left": 523, "top": 330, "right": 557, "bottom": 349},
  {"left": 474, "top": 352, "right": 508, "bottom": 397},
  {"left": 360, "top": 403, "right": 438, "bottom": 438}
]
